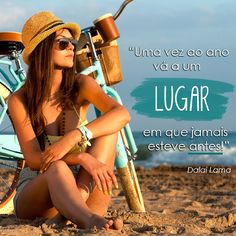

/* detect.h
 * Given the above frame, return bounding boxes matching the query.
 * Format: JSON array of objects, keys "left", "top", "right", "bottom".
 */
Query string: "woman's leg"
[
  {"left": 16, "top": 160, "right": 114, "bottom": 229},
  {"left": 76, "top": 133, "right": 118, "bottom": 216}
]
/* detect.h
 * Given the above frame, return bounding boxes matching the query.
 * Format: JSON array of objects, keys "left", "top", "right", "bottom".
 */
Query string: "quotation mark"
[{"left": 129, "top": 47, "right": 134, "bottom": 52}]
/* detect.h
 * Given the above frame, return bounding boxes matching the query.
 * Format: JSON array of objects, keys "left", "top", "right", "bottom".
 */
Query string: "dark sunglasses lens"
[
  {"left": 58, "top": 38, "right": 78, "bottom": 51},
  {"left": 71, "top": 39, "right": 79, "bottom": 51},
  {"left": 58, "top": 38, "right": 70, "bottom": 50}
]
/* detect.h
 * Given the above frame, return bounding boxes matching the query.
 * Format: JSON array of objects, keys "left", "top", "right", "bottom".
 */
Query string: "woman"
[{"left": 8, "top": 11, "right": 130, "bottom": 229}]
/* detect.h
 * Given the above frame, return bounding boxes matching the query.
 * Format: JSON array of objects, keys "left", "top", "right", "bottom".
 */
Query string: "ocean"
[
  {"left": 1, "top": 132, "right": 236, "bottom": 168},
  {"left": 133, "top": 131, "right": 236, "bottom": 168}
]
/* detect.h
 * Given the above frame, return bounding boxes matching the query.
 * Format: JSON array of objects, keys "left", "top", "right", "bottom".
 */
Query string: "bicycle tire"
[{"left": 0, "top": 82, "right": 24, "bottom": 213}]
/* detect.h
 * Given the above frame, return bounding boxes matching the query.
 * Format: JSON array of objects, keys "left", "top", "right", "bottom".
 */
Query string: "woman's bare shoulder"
[
  {"left": 8, "top": 87, "right": 26, "bottom": 109},
  {"left": 74, "top": 74, "right": 91, "bottom": 106},
  {"left": 75, "top": 74, "right": 96, "bottom": 87}
]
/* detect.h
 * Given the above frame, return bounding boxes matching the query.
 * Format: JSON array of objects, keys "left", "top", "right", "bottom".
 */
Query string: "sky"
[{"left": 0, "top": 0, "right": 235, "bottom": 131}]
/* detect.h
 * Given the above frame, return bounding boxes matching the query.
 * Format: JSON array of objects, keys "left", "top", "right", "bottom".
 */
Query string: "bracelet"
[{"left": 77, "top": 126, "right": 93, "bottom": 146}]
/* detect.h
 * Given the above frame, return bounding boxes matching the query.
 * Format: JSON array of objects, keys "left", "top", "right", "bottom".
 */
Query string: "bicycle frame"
[
  {"left": 80, "top": 28, "right": 138, "bottom": 168},
  {"left": 0, "top": 54, "right": 25, "bottom": 160}
]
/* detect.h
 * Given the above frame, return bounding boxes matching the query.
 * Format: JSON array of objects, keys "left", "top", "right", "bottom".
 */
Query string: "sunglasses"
[{"left": 55, "top": 37, "right": 79, "bottom": 51}]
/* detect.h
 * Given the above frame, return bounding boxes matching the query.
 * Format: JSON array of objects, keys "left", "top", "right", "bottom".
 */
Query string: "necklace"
[
  {"left": 60, "top": 101, "right": 66, "bottom": 136},
  {"left": 44, "top": 99, "right": 66, "bottom": 146}
]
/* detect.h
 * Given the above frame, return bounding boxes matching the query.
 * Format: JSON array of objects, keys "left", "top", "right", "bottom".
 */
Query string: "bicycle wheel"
[{"left": 0, "top": 82, "right": 24, "bottom": 214}]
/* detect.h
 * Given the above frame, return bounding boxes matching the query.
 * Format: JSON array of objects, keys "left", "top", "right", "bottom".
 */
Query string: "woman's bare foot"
[
  {"left": 88, "top": 214, "right": 123, "bottom": 230},
  {"left": 45, "top": 213, "right": 68, "bottom": 226}
]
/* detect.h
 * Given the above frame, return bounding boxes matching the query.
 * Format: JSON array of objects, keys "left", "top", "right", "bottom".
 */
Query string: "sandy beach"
[{"left": 0, "top": 165, "right": 236, "bottom": 235}]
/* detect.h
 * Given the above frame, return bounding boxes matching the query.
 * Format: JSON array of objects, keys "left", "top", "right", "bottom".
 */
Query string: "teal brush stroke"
[
  {"left": 131, "top": 78, "right": 234, "bottom": 121},
  {"left": 188, "top": 152, "right": 223, "bottom": 155}
]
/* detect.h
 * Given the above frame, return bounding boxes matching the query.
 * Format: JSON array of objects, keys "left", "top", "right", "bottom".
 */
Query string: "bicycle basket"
[{"left": 76, "top": 38, "right": 123, "bottom": 86}]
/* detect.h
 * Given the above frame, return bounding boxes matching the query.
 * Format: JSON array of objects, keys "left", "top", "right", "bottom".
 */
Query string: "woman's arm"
[
  {"left": 42, "top": 74, "right": 131, "bottom": 169},
  {"left": 76, "top": 74, "right": 131, "bottom": 138},
  {"left": 41, "top": 74, "right": 131, "bottom": 168},
  {"left": 17, "top": 73, "right": 131, "bottom": 171},
  {"left": 8, "top": 92, "right": 83, "bottom": 170},
  {"left": 7, "top": 92, "right": 42, "bottom": 170}
]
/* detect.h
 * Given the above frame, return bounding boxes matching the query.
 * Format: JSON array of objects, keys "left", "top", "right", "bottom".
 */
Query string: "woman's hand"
[
  {"left": 80, "top": 153, "right": 118, "bottom": 195},
  {"left": 40, "top": 139, "right": 71, "bottom": 173},
  {"left": 40, "top": 130, "right": 82, "bottom": 173}
]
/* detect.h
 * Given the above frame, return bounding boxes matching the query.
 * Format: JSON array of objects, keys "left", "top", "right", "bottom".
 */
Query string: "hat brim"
[{"left": 23, "top": 22, "right": 80, "bottom": 64}]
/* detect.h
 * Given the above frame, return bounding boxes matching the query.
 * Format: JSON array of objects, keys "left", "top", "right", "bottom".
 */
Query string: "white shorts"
[{"left": 13, "top": 167, "right": 38, "bottom": 216}]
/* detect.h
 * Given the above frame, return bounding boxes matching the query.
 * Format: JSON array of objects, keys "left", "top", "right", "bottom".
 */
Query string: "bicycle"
[{"left": 0, "top": 0, "right": 145, "bottom": 214}]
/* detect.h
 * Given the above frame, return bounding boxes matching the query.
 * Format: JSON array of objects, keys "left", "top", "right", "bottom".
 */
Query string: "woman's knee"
[
  {"left": 47, "top": 160, "right": 69, "bottom": 175},
  {"left": 91, "top": 132, "right": 118, "bottom": 149},
  {"left": 106, "top": 132, "right": 118, "bottom": 143},
  {"left": 88, "top": 133, "right": 118, "bottom": 165}
]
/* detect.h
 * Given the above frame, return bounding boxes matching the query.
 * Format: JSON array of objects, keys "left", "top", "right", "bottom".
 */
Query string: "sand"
[{"left": 0, "top": 165, "right": 236, "bottom": 235}]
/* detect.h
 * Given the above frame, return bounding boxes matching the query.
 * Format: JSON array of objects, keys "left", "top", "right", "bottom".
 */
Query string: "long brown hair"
[{"left": 23, "top": 31, "right": 79, "bottom": 150}]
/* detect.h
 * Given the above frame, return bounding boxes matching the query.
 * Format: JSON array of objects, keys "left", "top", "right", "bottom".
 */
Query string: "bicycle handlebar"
[
  {"left": 113, "top": 0, "right": 134, "bottom": 21},
  {"left": 77, "top": 0, "right": 134, "bottom": 50}
]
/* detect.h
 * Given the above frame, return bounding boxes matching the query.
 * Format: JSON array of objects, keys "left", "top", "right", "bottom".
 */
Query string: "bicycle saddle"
[{"left": 0, "top": 32, "right": 24, "bottom": 55}]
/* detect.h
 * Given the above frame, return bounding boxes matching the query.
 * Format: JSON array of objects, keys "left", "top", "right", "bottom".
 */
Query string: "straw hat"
[{"left": 22, "top": 11, "right": 81, "bottom": 64}]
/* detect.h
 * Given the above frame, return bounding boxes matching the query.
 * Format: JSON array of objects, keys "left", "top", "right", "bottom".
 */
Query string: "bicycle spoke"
[
  {"left": 0, "top": 175, "right": 11, "bottom": 192},
  {"left": 0, "top": 162, "right": 16, "bottom": 200},
  {"left": 0, "top": 160, "right": 18, "bottom": 169},
  {"left": 0, "top": 124, "right": 12, "bottom": 133},
  {"left": 0, "top": 159, "right": 24, "bottom": 207}
]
